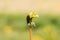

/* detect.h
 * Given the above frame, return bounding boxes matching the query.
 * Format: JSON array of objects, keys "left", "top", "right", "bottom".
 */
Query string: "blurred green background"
[{"left": 0, "top": 11, "right": 60, "bottom": 40}]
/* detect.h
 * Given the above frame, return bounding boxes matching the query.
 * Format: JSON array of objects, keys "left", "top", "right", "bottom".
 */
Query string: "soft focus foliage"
[{"left": 0, "top": 12, "right": 60, "bottom": 40}]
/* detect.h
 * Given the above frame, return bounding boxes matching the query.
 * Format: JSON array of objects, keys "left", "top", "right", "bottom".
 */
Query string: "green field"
[{"left": 0, "top": 12, "right": 60, "bottom": 40}]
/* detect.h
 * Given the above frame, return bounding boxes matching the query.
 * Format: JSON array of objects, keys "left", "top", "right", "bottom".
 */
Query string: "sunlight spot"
[
  {"left": 3, "top": 25, "right": 13, "bottom": 34},
  {"left": 43, "top": 25, "right": 52, "bottom": 34},
  {"left": 51, "top": 31, "right": 57, "bottom": 39},
  {"left": 33, "top": 35, "right": 44, "bottom": 40}
]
